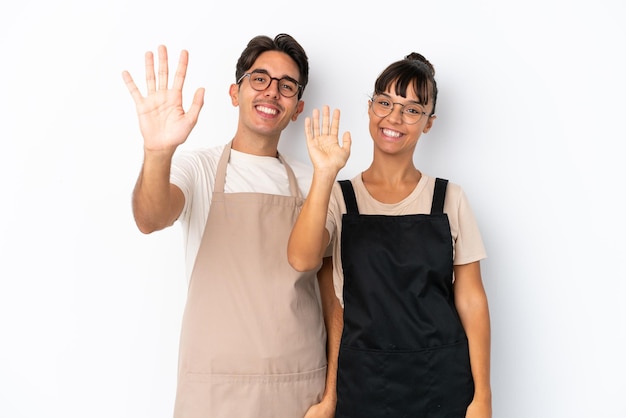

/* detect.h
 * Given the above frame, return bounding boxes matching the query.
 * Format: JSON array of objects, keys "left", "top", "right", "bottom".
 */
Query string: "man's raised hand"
[{"left": 122, "top": 45, "right": 205, "bottom": 152}]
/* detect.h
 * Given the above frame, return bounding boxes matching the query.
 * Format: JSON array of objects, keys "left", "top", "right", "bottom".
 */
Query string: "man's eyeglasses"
[
  {"left": 237, "top": 71, "right": 302, "bottom": 98},
  {"left": 370, "top": 95, "right": 430, "bottom": 124}
]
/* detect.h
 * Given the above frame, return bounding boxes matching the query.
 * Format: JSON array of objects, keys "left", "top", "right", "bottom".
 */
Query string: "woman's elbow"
[{"left": 288, "top": 253, "right": 321, "bottom": 272}]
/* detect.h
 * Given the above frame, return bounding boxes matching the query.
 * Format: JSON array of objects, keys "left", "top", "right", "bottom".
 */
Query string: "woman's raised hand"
[{"left": 304, "top": 105, "right": 352, "bottom": 174}]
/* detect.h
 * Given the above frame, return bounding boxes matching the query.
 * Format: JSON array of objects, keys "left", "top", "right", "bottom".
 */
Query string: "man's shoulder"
[
  {"left": 179, "top": 143, "right": 225, "bottom": 156},
  {"left": 174, "top": 143, "right": 225, "bottom": 164}
]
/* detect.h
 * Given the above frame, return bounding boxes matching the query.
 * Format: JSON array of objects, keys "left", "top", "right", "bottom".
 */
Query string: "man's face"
[{"left": 230, "top": 50, "right": 304, "bottom": 139}]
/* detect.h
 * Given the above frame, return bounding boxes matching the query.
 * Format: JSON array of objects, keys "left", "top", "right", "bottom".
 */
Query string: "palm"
[
  {"left": 134, "top": 88, "right": 197, "bottom": 150},
  {"left": 122, "top": 45, "right": 204, "bottom": 152}
]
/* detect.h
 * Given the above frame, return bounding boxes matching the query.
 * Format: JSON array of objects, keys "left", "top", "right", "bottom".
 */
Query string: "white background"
[{"left": 1, "top": 0, "right": 625, "bottom": 417}]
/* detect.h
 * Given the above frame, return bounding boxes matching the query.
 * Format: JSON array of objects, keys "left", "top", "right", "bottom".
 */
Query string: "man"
[{"left": 122, "top": 34, "right": 340, "bottom": 418}]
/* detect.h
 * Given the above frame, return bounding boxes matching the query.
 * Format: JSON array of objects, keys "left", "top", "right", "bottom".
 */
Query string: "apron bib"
[
  {"left": 336, "top": 178, "right": 473, "bottom": 418},
  {"left": 173, "top": 142, "right": 327, "bottom": 418}
]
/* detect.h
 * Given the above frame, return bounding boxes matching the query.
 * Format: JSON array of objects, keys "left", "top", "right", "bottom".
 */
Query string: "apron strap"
[
  {"left": 277, "top": 152, "right": 302, "bottom": 199},
  {"left": 339, "top": 180, "right": 359, "bottom": 215},
  {"left": 431, "top": 177, "right": 449, "bottom": 214},
  {"left": 214, "top": 141, "right": 233, "bottom": 193},
  {"left": 215, "top": 141, "right": 301, "bottom": 198},
  {"left": 340, "top": 177, "right": 449, "bottom": 214}
]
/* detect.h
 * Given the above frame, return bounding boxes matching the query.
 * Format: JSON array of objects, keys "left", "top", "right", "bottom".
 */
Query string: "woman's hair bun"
[{"left": 405, "top": 52, "right": 435, "bottom": 76}]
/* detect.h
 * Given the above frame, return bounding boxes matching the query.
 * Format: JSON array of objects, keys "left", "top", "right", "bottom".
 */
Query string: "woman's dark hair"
[
  {"left": 373, "top": 52, "right": 438, "bottom": 114},
  {"left": 235, "top": 33, "right": 309, "bottom": 100}
]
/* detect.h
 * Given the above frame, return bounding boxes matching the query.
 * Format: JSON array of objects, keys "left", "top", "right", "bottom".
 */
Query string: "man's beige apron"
[{"left": 173, "top": 141, "right": 327, "bottom": 418}]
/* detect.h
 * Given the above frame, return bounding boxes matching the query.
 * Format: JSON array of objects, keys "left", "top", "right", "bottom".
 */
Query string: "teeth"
[
  {"left": 257, "top": 105, "right": 277, "bottom": 115},
  {"left": 382, "top": 128, "right": 401, "bottom": 138}
]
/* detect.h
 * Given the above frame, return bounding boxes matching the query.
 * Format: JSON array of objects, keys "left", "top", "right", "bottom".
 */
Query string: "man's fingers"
[
  {"left": 145, "top": 51, "right": 156, "bottom": 93},
  {"left": 172, "top": 50, "right": 189, "bottom": 91},
  {"left": 122, "top": 71, "right": 143, "bottom": 104},
  {"left": 157, "top": 45, "right": 169, "bottom": 90},
  {"left": 186, "top": 88, "right": 205, "bottom": 122}
]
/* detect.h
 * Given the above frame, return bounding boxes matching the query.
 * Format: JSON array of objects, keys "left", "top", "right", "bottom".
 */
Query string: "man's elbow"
[
  {"left": 136, "top": 222, "right": 158, "bottom": 235},
  {"left": 133, "top": 213, "right": 172, "bottom": 234}
]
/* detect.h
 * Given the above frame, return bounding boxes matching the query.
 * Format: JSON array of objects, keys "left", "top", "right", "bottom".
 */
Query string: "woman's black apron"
[{"left": 336, "top": 178, "right": 474, "bottom": 418}]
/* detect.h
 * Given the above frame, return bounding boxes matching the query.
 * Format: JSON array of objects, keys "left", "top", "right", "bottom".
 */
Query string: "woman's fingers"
[
  {"left": 331, "top": 108, "right": 340, "bottom": 136},
  {"left": 306, "top": 106, "right": 344, "bottom": 148},
  {"left": 321, "top": 105, "right": 330, "bottom": 135},
  {"left": 311, "top": 107, "right": 321, "bottom": 137}
]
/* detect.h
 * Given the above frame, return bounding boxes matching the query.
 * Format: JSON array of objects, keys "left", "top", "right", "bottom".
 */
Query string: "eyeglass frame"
[
  {"left": 369, "top": 94, "right": 433, "bottom": 124},
  {"left": 237, "top": 70, "right": 303, "bottom": 98}
]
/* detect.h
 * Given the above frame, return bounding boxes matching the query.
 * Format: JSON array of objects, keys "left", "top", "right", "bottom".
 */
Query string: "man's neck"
[{"left": 230, "top": 136, "right": 280, "bottom": 157}]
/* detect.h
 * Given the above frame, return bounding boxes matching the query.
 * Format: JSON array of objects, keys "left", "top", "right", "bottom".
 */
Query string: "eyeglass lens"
[
  {"left": 371, "top": 95, "right": 426, "bottom": 124},
  {"left": 245, "top": 71, "right": 300, "bottom": 98}
]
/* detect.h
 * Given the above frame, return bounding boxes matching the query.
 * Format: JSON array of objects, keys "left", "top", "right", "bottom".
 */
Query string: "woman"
[{"left": 288, "top": 53, "right": 492, "bottom": 417}]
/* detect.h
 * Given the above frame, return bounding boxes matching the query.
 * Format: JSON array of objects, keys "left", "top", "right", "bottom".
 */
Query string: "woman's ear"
[{"left": 422, "top": 114, "right": 436, "bottom": 133}]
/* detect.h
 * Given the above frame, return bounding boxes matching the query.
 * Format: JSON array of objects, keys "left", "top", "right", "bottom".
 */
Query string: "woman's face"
[{"left": 368, "top": 83, "right": 436, "bottom": 157}]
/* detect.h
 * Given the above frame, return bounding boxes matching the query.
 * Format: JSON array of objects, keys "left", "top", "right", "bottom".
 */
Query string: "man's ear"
[
  {"left": 229, "top": 84, "right": 239, "bottom": 106},
  {"left": 291, "top": 100, "right": 305, "bottom": 121}
]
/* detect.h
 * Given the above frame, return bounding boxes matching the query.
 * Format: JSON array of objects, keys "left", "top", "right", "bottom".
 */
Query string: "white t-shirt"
[
  {"left": 325, "top": 173, "right": 487, "bottom": 306},
  {"left": 170, "top": 144, "right": 313, "bottom": 280}
]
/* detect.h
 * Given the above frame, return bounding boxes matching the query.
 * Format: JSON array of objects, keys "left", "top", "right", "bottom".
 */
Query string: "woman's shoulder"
[{"left": 423, "top": 174, "right": 465, "bottom": 197}]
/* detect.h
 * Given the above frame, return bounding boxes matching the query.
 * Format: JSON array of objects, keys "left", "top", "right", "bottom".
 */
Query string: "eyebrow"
[
  {"left": 249, "top": 68, "right": 300, "bottom": 84},
  {"left": 378, "top": 93, "right": 423, "bottom": 105}
]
